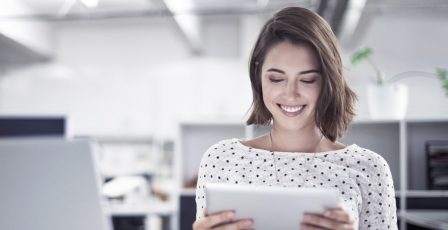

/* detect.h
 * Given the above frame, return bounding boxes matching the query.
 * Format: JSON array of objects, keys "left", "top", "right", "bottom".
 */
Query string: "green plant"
[
  {"left": 351, "top": 47, "right": 448, "bottom": 96},
  {"left": 437, "top": 68, "right": 448, "bottom": 96}
]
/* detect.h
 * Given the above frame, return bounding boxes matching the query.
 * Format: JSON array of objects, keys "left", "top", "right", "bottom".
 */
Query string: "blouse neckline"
[{"left": 233, "top": 138, "right": 357, "bottom": 156}]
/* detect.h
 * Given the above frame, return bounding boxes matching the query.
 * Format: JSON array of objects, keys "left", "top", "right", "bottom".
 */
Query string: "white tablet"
[{"left": 205, "top": 183, "right": 340, "bottom": 230}]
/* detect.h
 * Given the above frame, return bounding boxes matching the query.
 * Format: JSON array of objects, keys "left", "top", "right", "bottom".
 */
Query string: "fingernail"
[
  {"left": 242, "top": 220, "right": 253, "bottom": 227},
  {"left": 303, "top": 214, "right": 309, "bottom": 221},
  {"left": 226, "top": 212, "right": 234, "bottom": 218},
  {"left": 324, "top": 211, "right": 331, "bottom": 217}
]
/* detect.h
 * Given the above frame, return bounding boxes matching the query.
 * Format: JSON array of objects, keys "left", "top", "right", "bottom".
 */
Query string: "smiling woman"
[{"left": 193, "top": 6, "right": 397, "bottom": 230}]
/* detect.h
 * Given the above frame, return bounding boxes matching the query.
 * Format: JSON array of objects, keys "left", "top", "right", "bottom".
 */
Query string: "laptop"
[{"left": 0, "top": 138, "right": 111, "bottom": 230}]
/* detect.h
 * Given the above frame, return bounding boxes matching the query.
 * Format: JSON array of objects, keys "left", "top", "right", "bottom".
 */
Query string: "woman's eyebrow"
[
  {"left": 299, "top": 69, "right": 321, "bottom": 75},
  {"left": 266, "top": 68, "right": 285, "bottom": 74},
  {"left": 266, "top": 68, "right": 321, "bottom": 75}
]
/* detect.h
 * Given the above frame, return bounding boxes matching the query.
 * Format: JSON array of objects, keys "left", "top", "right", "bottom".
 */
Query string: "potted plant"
[{"left": 351, "top": 47, "right": 448, "bottom": 119}]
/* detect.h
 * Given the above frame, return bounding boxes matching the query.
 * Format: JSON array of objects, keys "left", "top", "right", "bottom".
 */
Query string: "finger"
[
  {"left": 323, "top": 209, "right": 354, "bottom": 223},
  {"left": 300, "top": 223, "right": 325, "bottom": 230},
  {"left": 214, "top": 219, "right": 253, "bottom": 230},
  {"left": 302, "top": 214, "right": 352, "bottom": 230},
  {"left": 200, "top": 211, "right": 235, "bottom": 229}
]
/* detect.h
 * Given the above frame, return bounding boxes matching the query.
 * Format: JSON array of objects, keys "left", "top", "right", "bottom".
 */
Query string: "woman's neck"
[{"left": 270, "top": 123, "right": 324, "bottom": 153}]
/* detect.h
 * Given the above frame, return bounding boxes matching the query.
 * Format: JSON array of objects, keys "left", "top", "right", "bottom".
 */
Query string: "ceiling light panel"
[{"left": 17, "top": 0, "right": 153, "bottom": 15}]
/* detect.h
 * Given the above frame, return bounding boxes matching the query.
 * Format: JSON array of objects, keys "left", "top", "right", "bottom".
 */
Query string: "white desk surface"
[
  {"left": 403, "top": 210, "right": 448, "bottom": 230},
  {"left": 106, "top": 200, "right": 176, "bottom": 216}
]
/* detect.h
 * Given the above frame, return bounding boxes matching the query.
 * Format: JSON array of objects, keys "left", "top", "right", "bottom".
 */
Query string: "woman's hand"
[
  {"left": 300, "top": 204, "right": 355, "bottom": 230},
  {"left": 192, "top": 209, "right": 254, "bottom": 230}
]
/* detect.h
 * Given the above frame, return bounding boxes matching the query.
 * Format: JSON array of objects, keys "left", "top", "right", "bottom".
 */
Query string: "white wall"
[
  {"left": 0, "top": 10, "right": 447, "bottom": 139},
  {"left": 0, "top": 16, "right": 252, "bottom": 138}
]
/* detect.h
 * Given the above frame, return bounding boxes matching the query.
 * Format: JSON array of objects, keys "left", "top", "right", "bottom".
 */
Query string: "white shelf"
[
  {"left": 405, "top": 118, "right": 448, "bottom": 123},
  {"left": 403, "top": 210, "right": 448, "bottom": 230},
  {"left": 75, "top": 135, "right": 154, "bottom": 143},
  {"left": 179, "top": 117, "right": 246, "bottom": 126},
  {"left": 106, "top": 200, "right": 176, "bottom": 216},
  {"left": 406, "top": 190, "right": 448, "bottom": 197},
  {"left": 394, "top": 190, "right": 448, "bottom": 197},
  {"left": 352, "top": 118, "right": 401, "bottom": 124},
  {"left": 353, "top": 118, "right": 448, "bottom": 124}
]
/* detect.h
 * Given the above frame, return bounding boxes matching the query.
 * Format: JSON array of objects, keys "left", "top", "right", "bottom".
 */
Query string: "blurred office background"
[{"left": 0, "top": 0, "right": 448, "bottom": 230}]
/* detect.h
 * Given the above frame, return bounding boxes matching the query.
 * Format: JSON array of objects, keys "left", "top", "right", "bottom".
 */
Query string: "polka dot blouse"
[{"left": 195, "top": 138, "right": 397, "bottom": 229}]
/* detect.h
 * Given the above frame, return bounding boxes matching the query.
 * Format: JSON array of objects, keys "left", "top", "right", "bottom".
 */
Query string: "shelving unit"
[
  {"left": 89, "top": 136, "right": 176, "bottom": 230},
  {"left": 175, "top": 118, "right": 448, "bottom": 230}
]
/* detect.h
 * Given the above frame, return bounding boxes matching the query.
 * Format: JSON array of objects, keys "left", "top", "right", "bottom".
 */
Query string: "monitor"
[{"left": 0, "top": 116, "right": 65, "bottom": 137}]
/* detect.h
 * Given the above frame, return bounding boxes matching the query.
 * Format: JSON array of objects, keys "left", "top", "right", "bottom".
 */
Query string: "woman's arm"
[{"left": 358, "top": 153, "right": 398, "bottom": 229}]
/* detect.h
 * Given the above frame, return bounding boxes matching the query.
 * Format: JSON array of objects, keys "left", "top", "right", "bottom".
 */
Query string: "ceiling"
[
  {"left": 2, "top": 0, "right": 448, "bottom": 25},
  {"left": 10, "top": 0, "right": 317, "bottom": 17},
  {"left": 1, "top": 0, "right": 448, "bottom": 67}
]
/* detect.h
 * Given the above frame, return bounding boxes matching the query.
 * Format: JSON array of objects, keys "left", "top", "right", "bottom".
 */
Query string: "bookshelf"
[{"left": 176, "top": 118, "right": 448, "bottom": 230}]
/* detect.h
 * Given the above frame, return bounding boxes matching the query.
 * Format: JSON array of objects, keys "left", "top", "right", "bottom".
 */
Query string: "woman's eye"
[
  {"left": 301, "top": 79, "right": 316, "bottom": 84},
  {"left": 269, "top": 78, "right": 284, "bottom": 83}
]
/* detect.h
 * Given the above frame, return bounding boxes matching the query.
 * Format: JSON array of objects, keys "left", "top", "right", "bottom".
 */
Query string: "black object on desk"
[{"left": 426, "top": 141, "right": 448, "bottom": 190}]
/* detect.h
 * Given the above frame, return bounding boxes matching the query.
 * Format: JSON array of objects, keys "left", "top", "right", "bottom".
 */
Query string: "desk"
[{"left": 403, "top": 210, "right": 448, "bottom": 230}]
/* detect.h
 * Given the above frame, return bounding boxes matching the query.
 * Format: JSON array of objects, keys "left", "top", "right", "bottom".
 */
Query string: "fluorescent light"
[
  {"left": 79, "top": 0, "right": 99, "bottom": 8},
  {"left": 164, "top": 0, "right": 194, "bottom": 13}
]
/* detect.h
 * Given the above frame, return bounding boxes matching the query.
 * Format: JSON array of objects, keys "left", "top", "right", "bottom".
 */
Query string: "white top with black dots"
[{"left": 195, "top": 138, "right": 398, "bottom": 230}]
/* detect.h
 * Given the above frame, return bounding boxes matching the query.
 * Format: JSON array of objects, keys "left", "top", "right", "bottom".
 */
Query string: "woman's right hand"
[{"left": 192, "top": 210, "right": 254, "bottom": 230}]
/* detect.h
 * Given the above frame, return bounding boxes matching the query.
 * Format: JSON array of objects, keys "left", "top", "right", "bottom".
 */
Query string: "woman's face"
[{"left": 261, "top": 41, "right": 322, "bottom": 131}]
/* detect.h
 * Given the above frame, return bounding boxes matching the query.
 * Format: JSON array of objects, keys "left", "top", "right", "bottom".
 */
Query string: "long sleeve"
[
  {"left": 195, "top": 143, "right": 220, "bottom": 220},
  {"left": 358, "top": 152, "right": 398, "bottom": 229},
  {"left": 195, "top": 152, "right": 209, "bottom": 220}
]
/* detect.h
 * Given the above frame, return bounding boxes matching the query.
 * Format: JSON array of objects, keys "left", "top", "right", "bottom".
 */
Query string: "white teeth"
[{"left": 280, "top": 105, "right": 304, "bottom": 113}]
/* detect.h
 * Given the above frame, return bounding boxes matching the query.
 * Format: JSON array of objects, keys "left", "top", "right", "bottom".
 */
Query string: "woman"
[{"left": 193, "top": 6, "right": 397, "bottom": 230}]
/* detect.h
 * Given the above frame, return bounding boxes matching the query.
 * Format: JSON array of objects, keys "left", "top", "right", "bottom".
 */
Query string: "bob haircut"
[{"left": 246, "top": 6, "right": 357, "bottom": 142}]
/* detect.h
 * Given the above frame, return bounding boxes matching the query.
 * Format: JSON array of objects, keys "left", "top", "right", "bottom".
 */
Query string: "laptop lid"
[{"left": 0, "top": 138, "right": 111, "bottom": 230}]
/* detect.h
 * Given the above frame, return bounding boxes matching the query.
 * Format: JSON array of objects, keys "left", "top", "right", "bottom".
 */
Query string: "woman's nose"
[{"left": 285, "top": 82, "right": 300, "bottom": 99}]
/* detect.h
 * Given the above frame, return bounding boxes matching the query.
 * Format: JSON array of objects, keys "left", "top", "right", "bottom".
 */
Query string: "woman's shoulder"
[
  {"left": 205, "top": 138, "right": 238, "bottom": 152},
  {"left": 348, "top": 146, "right": 396, "bottom": 192},
  {"left": 199, "top": 138, "right": 245, "bottom": 167},
  {"left": 345, "top": 145, "right": 393, "bottom": 173},
  {"left": 200, "top": 138, "right": 240, "bottom": 160},
  {"left": 351, "top": 146, "right": 388, "bottom": 162}
]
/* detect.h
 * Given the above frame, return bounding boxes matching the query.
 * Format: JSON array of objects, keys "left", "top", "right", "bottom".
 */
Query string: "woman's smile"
[{"left": 278, "top": 104, "right": 306, "bottom": 117}]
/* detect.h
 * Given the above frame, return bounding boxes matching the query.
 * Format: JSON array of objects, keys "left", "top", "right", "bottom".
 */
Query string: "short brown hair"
[{"left": 246, "top": 7, "right": 357, "bottom": 142}]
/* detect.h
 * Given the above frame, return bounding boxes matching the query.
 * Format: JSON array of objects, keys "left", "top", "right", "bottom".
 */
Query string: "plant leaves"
[
  {"left": 351, "top": 47, "right": 373, "bottom": 65},
  {"left": 436, "top": 67, "right": 448, "bottom": 96}
]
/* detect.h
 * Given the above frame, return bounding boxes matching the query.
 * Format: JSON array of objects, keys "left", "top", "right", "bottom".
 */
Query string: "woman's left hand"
[{"left": 300, "top": 204, "right": 355, "bottom": 230}]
